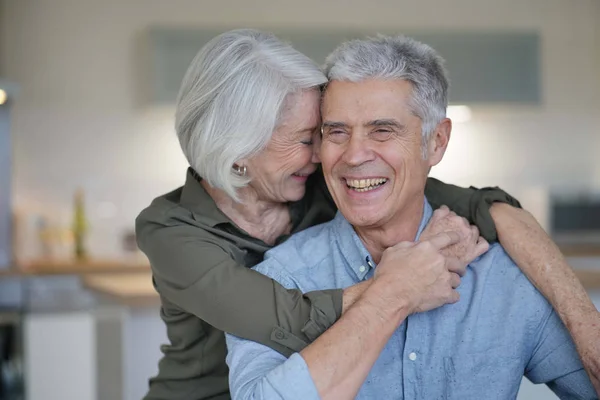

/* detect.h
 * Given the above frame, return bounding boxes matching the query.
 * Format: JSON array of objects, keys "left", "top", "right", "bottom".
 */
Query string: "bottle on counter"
[{"left": 72, "top": 188, "right": 88, "bottom": 261}]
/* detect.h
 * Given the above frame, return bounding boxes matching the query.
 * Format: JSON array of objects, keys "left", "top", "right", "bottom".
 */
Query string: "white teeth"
[{"left": 346, "top": 178, "right": 387, "bottom": 192}]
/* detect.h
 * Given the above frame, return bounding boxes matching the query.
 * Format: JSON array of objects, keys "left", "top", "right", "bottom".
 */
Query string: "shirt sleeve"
[
  {"left": 225, "top": 333, "right": 319, "bottom": 400},
  {"left": 135, "top": 214, "right": 343, "bottom": 356},
  {"left": 525, "top": 308, "right": 596, "bottom": 399},
  {"left": 424, "top": 177, "right": 522, "bottom": 242}
]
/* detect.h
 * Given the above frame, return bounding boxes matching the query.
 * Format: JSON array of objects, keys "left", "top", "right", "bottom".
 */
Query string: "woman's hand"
[
  {"left": 374, "top": 232, "right": 464, "bottom": 315},
  {"left": 420, "top": 205, "right": 489, "bottom": 275}
]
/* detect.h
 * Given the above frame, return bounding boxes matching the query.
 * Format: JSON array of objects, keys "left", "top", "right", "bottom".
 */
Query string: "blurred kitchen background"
[{"left": 0, "top": 0, "right": 599, "bottom": 399}]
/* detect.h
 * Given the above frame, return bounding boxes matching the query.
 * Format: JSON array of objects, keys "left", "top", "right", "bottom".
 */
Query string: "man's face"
[{"left": 320, "top": 79, "right": 448, "bottom": 229}]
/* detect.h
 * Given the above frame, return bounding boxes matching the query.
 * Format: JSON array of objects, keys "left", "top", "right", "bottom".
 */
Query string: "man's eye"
[
  {"left": 301, "top": 140, "right": 314, "bottom": 145},
  {"left": 323, "top": 130, "right": 349, "bottom": 144},
  {"left": 371, "top": 130, "right": 393, "bottom": 140}
]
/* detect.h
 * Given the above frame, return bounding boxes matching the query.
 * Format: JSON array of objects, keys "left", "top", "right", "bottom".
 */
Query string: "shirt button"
[
  {"left": 275, "top": 331, "right": 285, "bottom": 340},
  {"left": 408, "top": 352, "right": 417, "bottom": 361},
  {"left": 359, "top": 265, "right": 366, "bottom": 273}
]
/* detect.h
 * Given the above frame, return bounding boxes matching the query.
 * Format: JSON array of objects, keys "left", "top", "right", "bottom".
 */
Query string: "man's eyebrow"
[
  {"left": 322, "top": 120, "right": 407, "bottom": 130},
  {"left": 366, "top": 119, "right": 406, "bottom": 130}
]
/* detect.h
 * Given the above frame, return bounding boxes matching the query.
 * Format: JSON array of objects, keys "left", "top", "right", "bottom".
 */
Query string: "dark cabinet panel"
[
  {"left": 0, "top": 104, "right": 10, "bottom": 269},
  {"left": 144, "top": 28, "right": 541, "bottom": 106}
]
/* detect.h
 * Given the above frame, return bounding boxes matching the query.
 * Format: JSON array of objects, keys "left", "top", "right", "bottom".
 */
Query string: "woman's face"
[{"left": 245, "top": 89, "right": 321, "bottom": 203}]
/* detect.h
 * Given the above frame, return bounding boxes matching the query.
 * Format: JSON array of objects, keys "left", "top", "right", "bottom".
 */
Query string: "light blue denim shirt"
[{"left": 226, "top": 198, "right": 595, "bottom": 400}]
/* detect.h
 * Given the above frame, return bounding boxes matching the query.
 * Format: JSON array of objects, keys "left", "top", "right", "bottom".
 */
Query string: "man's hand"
[
  {"left": 420, "top": 205, "right": 489, "bottom": 276},
  {"left": 373, "top": 231, "right": 464, "bottom": 317}
]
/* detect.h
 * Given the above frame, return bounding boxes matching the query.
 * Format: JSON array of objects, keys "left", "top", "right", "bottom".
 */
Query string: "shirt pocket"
[{"left": 443, "top": 345, "right": 523, "bottom": 400}]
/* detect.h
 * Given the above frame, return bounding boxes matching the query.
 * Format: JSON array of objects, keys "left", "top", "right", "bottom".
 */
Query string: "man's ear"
[{"left": 427, "top": 118, "right": 451, "bottom": 167}]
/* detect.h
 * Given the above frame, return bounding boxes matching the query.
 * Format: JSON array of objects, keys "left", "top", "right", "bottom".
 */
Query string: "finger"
[
  {"left": 450, "top": 272, "right": 461, "bottom": 289},
  {"left": 439, "top": 205, "right": 450, "bottom": 211},
  {"left": 446, "top": 257, "right": 466, "bottom": 277},
  {"left": 392, "top": 241, "right": 415, "bottom": 249},
  {"left": 426, "top": 231, "right": 463, "bottom": 250},
  {"left": 448, "top": 290, "right": 460, "bottom": 304},
  {"left": 470, "top": 225, "right": 480, "bottom": 241},
  {"left": 473, "top": 237, "right": 489, "bottom": 258},
  {"left": 432, "top": 206, "right": 450, "bottom": 219},
  {"left": 461, "top": 217, "right": 471, "bottom": 228}
]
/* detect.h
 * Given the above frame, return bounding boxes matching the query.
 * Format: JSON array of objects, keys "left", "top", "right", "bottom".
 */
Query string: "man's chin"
[{"left": 340, "top": 206, "right": 384, "bottom": 228}]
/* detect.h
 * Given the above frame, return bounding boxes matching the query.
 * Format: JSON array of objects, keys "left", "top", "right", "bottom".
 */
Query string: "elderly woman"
[{"left": 136, "top": 29, "right": 600, "bottom": 399}]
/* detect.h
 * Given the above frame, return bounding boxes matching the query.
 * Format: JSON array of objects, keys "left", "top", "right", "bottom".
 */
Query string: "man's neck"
[{"left": 354, "top": 197, "right": 426, "bottom": 264}]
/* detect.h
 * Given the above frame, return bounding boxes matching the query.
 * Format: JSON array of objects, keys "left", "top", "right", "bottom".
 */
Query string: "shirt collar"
[
  {"left": 333, "top": 197, "right": 434, "bottom": 281},
  {"left": 180, "top": 168, "right": 231, "bottom": 227}
]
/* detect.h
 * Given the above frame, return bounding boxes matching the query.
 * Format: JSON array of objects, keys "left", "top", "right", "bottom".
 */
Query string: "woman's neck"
[{"left": 202, "top": 181, "right": 291, "bottom": 245}]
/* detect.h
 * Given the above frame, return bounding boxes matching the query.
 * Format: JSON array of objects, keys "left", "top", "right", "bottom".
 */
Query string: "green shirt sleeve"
[
  {"left": 424, "top": 177, "right": 522, "bottom": 242},
  {"left": 136, "top": 217, "right": 342, "bottom": 357}
]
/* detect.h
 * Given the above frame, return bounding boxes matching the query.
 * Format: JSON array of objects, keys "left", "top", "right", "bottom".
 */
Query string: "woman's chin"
[{"left": 282, "top": 187, "right": 307, "bottom": 203}]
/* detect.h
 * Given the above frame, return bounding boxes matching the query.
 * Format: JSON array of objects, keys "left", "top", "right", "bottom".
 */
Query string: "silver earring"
[{"left": 234, "top": 165, "right": 247, "bottom": 176}]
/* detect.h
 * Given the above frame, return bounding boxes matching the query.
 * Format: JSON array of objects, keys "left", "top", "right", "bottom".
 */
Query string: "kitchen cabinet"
[
  {"left": 24, "top": 312, "right": 96, "bottom": 400},
  {"left": 0, "top": 80, "right": 17, "bottom": 270},
  {"left": 145, "top": 28, "right": 540, "bottom": 106},
  {"left": 23, "top": 304, "right": 165, "bottom": 400},
  {"left": 0, "top": 101, "right": 10, "bottom": 269}
]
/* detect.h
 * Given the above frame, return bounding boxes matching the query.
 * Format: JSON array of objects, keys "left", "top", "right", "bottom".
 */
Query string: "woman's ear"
[{"left": 232, "top": 160, "right": 248, "bottom": 176}]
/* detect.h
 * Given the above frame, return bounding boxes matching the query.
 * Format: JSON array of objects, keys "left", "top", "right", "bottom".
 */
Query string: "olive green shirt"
[{"left": 135, "top": 168, "right": 520, "bottom": 400}]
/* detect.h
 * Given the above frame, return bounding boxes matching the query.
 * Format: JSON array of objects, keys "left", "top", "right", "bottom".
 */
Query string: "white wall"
[{"left": 2, "top": 0, "right": 600, "bottom": 256}]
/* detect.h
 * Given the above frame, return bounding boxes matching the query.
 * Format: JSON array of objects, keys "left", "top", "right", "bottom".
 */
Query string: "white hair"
[
  {"left": 323, "top": 34, "right": 449, "bottom": 157},
  {"left": 175, "top": 29, "right": 327, "bottom": 200}
]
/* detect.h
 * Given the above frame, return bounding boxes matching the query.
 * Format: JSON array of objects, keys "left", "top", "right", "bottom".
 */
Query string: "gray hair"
[
  {"left": 175, "top": 29, "right": 327, "bottom": 200},
  {"left": 323, "top": 34, "right": 449, "bottom": 156}
]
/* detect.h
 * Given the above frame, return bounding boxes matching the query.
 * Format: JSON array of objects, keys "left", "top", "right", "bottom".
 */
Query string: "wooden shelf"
[
  {"left": 574, "top": 270, "right": 600, "bottom": 290},
  {"left": 1, "top": 258, "right": 151, "bottom": 276},
  {"left": 80, "top": 270, "right": 600, "bottom": 308},
  {"left": 82, "top": 272, "right": 159, "bottom": 307},
  {"left": 560, "top": 245, "right": 600, "bottom": 257},
  {"left": 2, "top": 262, "right": 599, "bottom": 309}
]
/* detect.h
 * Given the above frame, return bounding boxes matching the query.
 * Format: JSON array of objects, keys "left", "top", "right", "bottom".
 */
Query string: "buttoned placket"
[{"left": 403, "top": 312, "right": 424, "bottom": 399}]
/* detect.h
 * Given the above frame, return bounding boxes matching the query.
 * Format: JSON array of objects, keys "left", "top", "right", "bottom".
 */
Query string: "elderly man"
[{"left": 224, "top": 35, "right": 596, "bottom": 399}]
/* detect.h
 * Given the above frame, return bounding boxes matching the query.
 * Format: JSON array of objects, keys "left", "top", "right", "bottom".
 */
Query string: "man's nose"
[{"left": 341, "top": 133, "right": 374, "bottom": 166}]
